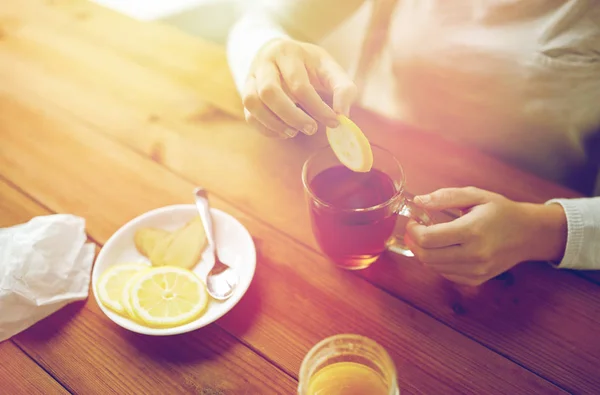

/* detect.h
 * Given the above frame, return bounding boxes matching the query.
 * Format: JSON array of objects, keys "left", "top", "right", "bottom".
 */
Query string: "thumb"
[
  {"left": 318, "top": 60, "right": 358, "bottom": 116},
  {"left": 414, "top": 187, "right": 489, "bottom": 210}
]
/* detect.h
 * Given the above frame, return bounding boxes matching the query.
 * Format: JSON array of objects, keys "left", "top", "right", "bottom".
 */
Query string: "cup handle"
[{"left": 386, "top": 195, "right": 434, "bottom": 257}]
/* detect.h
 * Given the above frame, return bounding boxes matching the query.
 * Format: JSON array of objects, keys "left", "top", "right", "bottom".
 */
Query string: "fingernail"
[
  {"left": 303, "top": 124, "right": 317, "bottom": 135},
  {"left": 284, "top": 128, "right": 297, "bottom": 138},
  {"left": 326, "top": 119, "right": 339, "bottom": 128},
  {"left": 415, "top": 195, "right": 430, "bottom": 204}
]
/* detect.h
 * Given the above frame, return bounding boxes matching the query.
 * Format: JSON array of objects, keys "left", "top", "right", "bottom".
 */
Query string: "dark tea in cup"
[{"left": 302, "top": 145, "right": 430, "bottom": 269}]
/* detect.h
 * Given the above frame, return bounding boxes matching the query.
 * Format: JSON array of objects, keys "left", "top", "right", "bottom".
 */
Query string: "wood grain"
[
  {"left": 0, "top": 341, "right": 68, "bottom": 395},
  {"left": 0, "top": 0, "right": 597, "bottom": 393},
  {"left": 0, "top": 90, "right": 568, "bottom": 394},
  {"left": 0, "top": 1, "right": 596, "bottom": 393},
  {"left": 0, "top": 179, "right": 297, "bottom": 395},
  {"left": 0, "top": 0, "right": 243, "bottom": 120}
]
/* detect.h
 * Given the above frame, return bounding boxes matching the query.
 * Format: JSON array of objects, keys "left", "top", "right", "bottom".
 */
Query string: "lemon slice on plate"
[
  {"left": 130, "top": 266, "right": 209, "bottom": 328},
  {"left": 97, "top": 263, "right": 149, "bottom": 315},
  {"left": 121, "top": 270, "right": 150, "bottom": 322},
  {"left": 326, "top": 115, "right": 373, "bottom": 172}
]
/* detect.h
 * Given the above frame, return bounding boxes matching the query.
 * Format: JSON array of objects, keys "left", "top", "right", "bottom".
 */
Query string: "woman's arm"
[
  {"left": 404, "top": 188, "right": 600, "bottom": 286},
  {"left": 227, "top": 0, "right": 364, "bottom": 94}
]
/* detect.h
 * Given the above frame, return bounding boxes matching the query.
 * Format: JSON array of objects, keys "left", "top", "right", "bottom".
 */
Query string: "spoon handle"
[{"left": 194, "top": 187, "right": 216, "bottom": 253}]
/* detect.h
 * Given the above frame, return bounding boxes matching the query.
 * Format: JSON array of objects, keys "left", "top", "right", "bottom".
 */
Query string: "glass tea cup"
[
  {"left": 298, "top": 334, "right": 399, "bottom": 395},
  {"left": 301, "top": 145, "right": 432, "bottom": 270}
]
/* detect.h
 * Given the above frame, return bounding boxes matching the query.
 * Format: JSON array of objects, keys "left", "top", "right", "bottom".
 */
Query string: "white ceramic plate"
[{"left": 92, "top": 204, "right": 256, "bottom": 335}]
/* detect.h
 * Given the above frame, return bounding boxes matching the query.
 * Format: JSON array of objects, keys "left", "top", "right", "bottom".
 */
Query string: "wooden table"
[{"left": 1, "top": 0, "right": 599, "bottom": 394}]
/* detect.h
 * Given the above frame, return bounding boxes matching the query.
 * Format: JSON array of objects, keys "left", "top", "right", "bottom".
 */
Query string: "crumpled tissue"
[{"left": 0, "top": 214, "right": 95, "bottom": 342}]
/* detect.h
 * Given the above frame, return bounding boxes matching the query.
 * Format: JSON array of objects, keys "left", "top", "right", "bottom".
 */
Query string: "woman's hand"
[
  {"left": 405, "top": 187, "right": 568, "bottom": 286},
  {"left": 242, "top": 38, "right": 357, "bottom": 139}
]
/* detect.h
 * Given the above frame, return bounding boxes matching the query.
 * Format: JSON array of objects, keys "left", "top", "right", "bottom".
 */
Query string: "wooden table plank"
[
  {"left": 0, "top": 0, "right": 243, "bottom": 120},
  {"left": 0, "top": 93, "right": 567, "bottom": 394},
  {"left": 0, "top": 341, "right": 68, "bottom": 395},
  {"left": 16, "top": 304, "right": 298, "bottom": 395},
  {"left": 579, "top": 271, "right": 600, "bottom": 285},
  {"left": 0, "top": 11, "right": 596, "bottom": 393},
  {"left": 0, "top": 179, "right": 298, "bottom": 395}
]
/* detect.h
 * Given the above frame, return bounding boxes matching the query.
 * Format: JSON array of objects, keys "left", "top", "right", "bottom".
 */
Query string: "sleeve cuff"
[
  {"left": 545, "top": 199, "right": 585, "bottom": 269},
  {"left": 226, "top": 11, "right": 290, "bottom": 95}
]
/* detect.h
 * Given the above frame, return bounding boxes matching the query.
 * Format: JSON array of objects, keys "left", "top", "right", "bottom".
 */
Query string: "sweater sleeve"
[
  {"left": 226, "top": 10, "right": 290, "bottom": 95},
  {"left": 226, "top": 0, "right": 366, "bottom": 95},
  {"left": 545, "top": 197, "right": 600, "bottom": 270}
]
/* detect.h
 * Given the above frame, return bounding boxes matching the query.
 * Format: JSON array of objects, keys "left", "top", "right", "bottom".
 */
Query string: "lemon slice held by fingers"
[{"left": 326, "top": 115, "right": 373, "bottom": 173}]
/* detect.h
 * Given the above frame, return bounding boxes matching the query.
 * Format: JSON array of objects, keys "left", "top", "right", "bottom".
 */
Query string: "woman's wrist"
[{"left": 519, "top": 202, "right": 568, "bottom": 263}]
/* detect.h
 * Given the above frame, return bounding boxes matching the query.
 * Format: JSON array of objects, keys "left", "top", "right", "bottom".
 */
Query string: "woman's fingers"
[
  {"left": 253, "top": 62, "right": 317, "bottom": 135},
  {"left": 317, "top": 58, "right": 358, "bottom": 116},
  {"left": 242, "top": 39, "right": 357, "bottom": 138},
  {"left": 407, "top": 239, "right": 471, "bottom": 268},
  {"left": 243, "top": 77, "right": 297, "bottom": 138},
  {"left": 244, "top": 109, "right": 289, "bottom": 139},
  {"left": 276, "top": 53, "right": 338, "bottom": 127},
  {"left": 413, "top": 187, "right": 490, "bottom": 211},
  {"left": 406, "top": 216, "right": 472, "bottom": 248}
]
